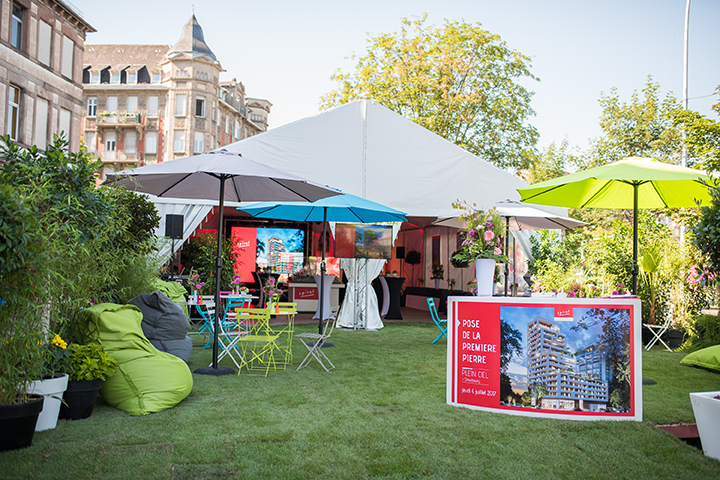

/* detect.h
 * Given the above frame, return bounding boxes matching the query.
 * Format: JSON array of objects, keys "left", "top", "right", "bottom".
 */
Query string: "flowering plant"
[
  {"left": 262, "top": 276, "right": 284, "bottom": 305},
  {"left": 452, "top": 200, "right": 507, "bottom": 263},
  {"left": 41, "top": 333, "right": 71, "bottom": 378},
  {"left": 430, "top": 262, "right": 444, "bottom": 280}
]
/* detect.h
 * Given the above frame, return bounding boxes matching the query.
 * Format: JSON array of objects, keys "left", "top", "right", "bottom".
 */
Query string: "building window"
[
  {"left": 59, "top": 108, "right": 71, "bottom": 142},
  {"left": 148, "top": 96, "right": 158, "bottom": 116},
  {"left": 91, "top": 72, "right": 100, "bottom": 84},
  {"left": 145, "top": 131, "right": 157, "bottom": 154},
  {"left": 127, "top": 72, "right": 137, "bottom": 84},
  {"left": 211, "top": 101, "right": 216, "bottom": 122},
  {"left": 174, "top": 130, "right": 185, "bottom": 152},
  {"left": 234, "top": 120, "right": 240, "bottom": 139},
  {"left": 152, "top": 73, "right": 161, "bottom": 84},
  {"left": 194, "top": 132, "right": 204, "bottom": 153},
  {"left": 34, "top": 98, "right": 49, "bottom": 149},
  {"left": 175, "top": 94, "right": 186, "bottom": 116},
  {"left": 105, "top": 131, "right": 116, "bottom": 160},
  {"left": 61, "top": 36, "right": 74, "bottom": 80},
  {"left": 11, "top": 3, "right": 24, "bottom": 50},
  {"left": 195, "top": 97, "right": 205, "bottom": 118},
  {"left": 85, "top": 131, "right": 96, "bottom": 152},
  {"left": 38, "top": 20, "right": 52, "bottom": 67},
  {"left": 127, "top": 96, "right": 138, "bottom": 113},
  {"left": 125, "top": 131, "right": 136, "bottom": 154},
  {"left": 107, "top": 96, "right": 118, "bottom": 113},
  {"left": 87, "top": 97, "right": 97, "bottom": 116},
  {"left": 111, "top": 72, "right": 120, "bottom": 84},
  {"left": 6, "top": 85, "right": 20, "bottom": 141}
]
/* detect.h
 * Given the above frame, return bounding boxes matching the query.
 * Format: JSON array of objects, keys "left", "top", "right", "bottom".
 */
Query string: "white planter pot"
[
  {"left": 434, "top": 279, "right": 441, "bottom": 289},
  {"left": 27, "top": 374, "right": 69, "bottom": 431},
  {"left": 690, "top": 391, "right": 720, "bottom": 461},
  {"left": 474, "top": 259, "right": 496, "bottom": 297}
]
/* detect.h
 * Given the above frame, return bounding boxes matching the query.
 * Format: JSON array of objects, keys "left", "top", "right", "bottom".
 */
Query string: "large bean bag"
[
  {"left": 152, "top": 278, "right": 189, "bottom": 316},
  {"left": 80, "top": 303, "right": 193, "bottom": 416},
  {"left": 129, "top": 291, "right": 192, "bottom": 363}
]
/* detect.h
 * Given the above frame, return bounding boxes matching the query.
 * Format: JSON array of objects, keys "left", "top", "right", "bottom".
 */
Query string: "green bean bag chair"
[
  {"left": 80, "top": 303, "right": 193, "bottom": 416},
  {"left": 152, "top": 278, "right": 189, "bottom": 316}
]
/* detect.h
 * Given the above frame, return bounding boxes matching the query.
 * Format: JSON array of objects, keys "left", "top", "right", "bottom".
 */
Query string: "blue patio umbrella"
[{"left": 240, "top": 192, "right": 407, "bottom": 333}]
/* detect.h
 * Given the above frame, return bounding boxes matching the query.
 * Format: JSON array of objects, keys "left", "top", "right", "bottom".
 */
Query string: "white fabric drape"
[
  {"left": 337, "top": 258, "right": 385, "bottom": 330},
  {"left": 151, "top": 196, "right": 214, "bottom": 264}
]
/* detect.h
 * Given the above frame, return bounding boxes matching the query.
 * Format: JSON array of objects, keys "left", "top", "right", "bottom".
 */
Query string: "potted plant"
[
  {"left": 452, "top": 201, "right": 507, "bottom": 296},
  {"left": 263, "top": 276, "right": 284, "bottom": 311},
  {"left": 405, "top": 250, "right": 422, "bottom": 287},
  {"left": 690, "top": 391, "right": 720, "bottom": 461},
  {"left": 59, "top": 343, "right": 117, "bottom": 421},
  {"left": 27, "top": 333, "right": 71, "bottom": 432},
  {"left": 430, "top": 263, "right": 444, "bottom": 289}
]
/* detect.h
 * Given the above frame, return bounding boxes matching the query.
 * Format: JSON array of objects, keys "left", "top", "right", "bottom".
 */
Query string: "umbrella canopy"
[
  {"left": 240, "top": 192, "right": 407, "bottom": 333},
  {"left": 103, "top": 150, "right": 340, "bottom": 375},
  {"left": 433, "top": 200, "right": 588, "bottom": 231},
  {"left": 517, "top": 157, "right": 714, "bottom": 294}
]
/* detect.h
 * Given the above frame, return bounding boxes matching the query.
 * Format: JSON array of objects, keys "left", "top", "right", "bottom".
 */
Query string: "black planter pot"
[
  {"left": 0, "top": 394, "right": 44, "bottom": 452},
  {"left": 667, "top": 330, "right": 685, "bottom": 350},
  {"left": 59, "top": 378, "right": 103, "bottom": 421},
  {"left": 641, "top": 325, "right": 653, "bottom": 346}
]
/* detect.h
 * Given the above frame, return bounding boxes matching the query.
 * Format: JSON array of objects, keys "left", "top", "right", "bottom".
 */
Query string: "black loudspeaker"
[
  {"left": 396, "top": 246, "right": 405, "bottom": 259},
  {"left": 165, "top": 214, "right": 184, "bottom": 239}
]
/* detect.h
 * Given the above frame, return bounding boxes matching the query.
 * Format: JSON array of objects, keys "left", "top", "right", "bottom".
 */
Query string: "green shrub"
[{"left": 680, "top": 314, "right": 720, "bottom": 352}]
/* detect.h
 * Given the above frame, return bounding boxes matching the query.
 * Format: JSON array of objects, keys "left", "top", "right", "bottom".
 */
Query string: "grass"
[{"left": 2, "top": 322, "right": 720, "bottom": 479}]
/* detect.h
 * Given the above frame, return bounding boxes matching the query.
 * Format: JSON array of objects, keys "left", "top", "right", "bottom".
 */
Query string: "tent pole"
[
  {"left": 504, "top": 217, "right": 510, "bottom": 296},
  {"left": 632, "top": 184, "right": 639, "bottom": 295},
  {"left": 319, "top": 207, "right": 327, "bottom": 335}
]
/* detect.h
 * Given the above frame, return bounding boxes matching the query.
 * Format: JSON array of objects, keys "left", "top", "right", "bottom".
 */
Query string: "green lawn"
[{"left": 2, "top": 322, "right": 719, "bottom": 479}]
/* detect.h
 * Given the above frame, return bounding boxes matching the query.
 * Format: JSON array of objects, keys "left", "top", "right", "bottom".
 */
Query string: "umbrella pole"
[
  {"left": 504, "top": 217, "right": 510, "bottom": 296},
  {"left": 195, "top": 176, "right": 235, "bottom": 376},
  {"left": 632, "top": 184, "right": 639, "bottom": 295},
  {"left": 319, "top": 207, "right": 327, "bottom": 335}
]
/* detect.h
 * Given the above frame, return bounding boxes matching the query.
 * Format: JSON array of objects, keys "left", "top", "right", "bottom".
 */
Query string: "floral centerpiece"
[
  {"left": 263, "top": 276, "right": 284, "bottom": 310},
  {"left": 431, "top": 263, "right": 444, "bottom": 280},
  {"left": 452, "top": 200, "right": 507, "bottom": 296},
  {"left": 187, "top": 274, "right": 206, "bottom": 302},
  {"left": 229, "top": 274, "right": 249, "bottom": 295}
]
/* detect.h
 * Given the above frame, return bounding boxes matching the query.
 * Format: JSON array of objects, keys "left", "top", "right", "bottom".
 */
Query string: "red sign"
[
  {"left": 292, "top": 287, "right": 318, "bottom": 300},
  {"left": 554, "top": 305, "right": 573, "bottom": 321},
  {"left": 454, "top": 301, "right": 501, "bottom": 408},
  {"left": 231, "top": 227, "right": 256, "bottom": 283}
]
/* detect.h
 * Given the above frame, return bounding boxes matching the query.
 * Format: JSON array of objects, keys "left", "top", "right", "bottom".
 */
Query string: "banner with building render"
[{"left": 446, "top": 296, "right": 642, "bottom": 421}]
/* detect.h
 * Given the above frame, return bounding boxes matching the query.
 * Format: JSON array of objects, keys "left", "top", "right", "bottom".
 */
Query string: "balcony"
[{"left": 96, "top": 113, "right": 142, "bottom": 127}]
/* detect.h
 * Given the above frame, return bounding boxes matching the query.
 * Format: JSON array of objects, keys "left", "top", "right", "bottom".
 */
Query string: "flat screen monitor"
[
  {"left": 231, "top": 226, "right": 306, "bottom": 283},
  {"left": 335, "top": 224, "right": 393, "bottom": 259}
]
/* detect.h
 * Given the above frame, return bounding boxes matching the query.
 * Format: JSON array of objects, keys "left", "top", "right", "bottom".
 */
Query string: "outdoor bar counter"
[{"left": 289, "top": 281, "right": 344, "bottom": 313}]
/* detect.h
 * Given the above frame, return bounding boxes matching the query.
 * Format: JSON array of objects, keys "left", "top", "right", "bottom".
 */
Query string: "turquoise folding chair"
[{"left": 427, "top": 298, "right": 447, "bottom": 344}]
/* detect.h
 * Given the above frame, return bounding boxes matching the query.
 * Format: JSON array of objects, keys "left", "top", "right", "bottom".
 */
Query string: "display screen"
[
  {"left": 231, "top": 226, "right": 306, "bottom": 283},
  {"left": 335, "top": 224, "right": 393, "bottom": 259}
]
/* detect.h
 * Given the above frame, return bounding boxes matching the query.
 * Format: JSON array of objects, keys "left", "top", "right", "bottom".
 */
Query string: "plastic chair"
[
  {"left": 644, "top": 305, "right": 673, "bottom": 351},
  {"left": 427, "top": 297, "right": 447, "bottom": 344},
  {"left": 295, "top": 306, "right": 338, "bottom": 372}
]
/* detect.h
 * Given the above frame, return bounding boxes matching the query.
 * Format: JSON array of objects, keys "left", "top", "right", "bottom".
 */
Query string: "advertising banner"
[{"left": 447, "top": 296, "right": 642, "bottom": 421}]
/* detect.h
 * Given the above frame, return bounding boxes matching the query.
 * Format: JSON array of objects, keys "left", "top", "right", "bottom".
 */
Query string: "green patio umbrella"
[{"left": 517, "top": 157, "right": 714, "bottom": 294}]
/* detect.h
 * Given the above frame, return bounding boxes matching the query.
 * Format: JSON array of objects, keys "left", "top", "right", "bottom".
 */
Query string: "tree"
[
  {"left": 576, "top": 76, "right": 683, "bottom": 170},
  {"left": 320, "top": 14, "right": 539, "bottom": 172},
  {"left": 520, "top": 139, "right": 576, "bottom": 184},
  {"left": 672, "top": 89, "right": 720, "bottom": 172}
]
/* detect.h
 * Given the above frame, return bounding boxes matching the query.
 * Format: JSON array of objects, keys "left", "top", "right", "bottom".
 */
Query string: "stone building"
[
  {"left": 81, "top": 14, "right": 270, "bottom": 177},
  {"left": 1, "top": 0, "right": 95, "bottom": 152}
]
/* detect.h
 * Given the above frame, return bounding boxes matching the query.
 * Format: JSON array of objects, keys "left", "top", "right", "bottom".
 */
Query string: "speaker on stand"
[
  {"left": 165, "top": 214, "right": 184, "bottom": 276},
  {"left": 396, "top": 246, "right": 405, "bottom": 278}
]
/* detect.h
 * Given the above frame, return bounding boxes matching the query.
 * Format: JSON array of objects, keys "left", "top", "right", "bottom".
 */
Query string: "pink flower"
[
  {"left": 612, "top": 290, "right": 619, "bottom": 295},
  {"left": 568, "top": 291, "right": 576, "bottom": 298},
  {"left": 469, "top": 229, "right": 477, "bottom": 237},
  {"left": 268, "top": 278, "right": 276, "bottom": 286},
  {"left": 494, "top": 247, "right": 502, "bottom": 255},
  {"left": 484, "top": 231, "right": 495, "bottom": 242}
]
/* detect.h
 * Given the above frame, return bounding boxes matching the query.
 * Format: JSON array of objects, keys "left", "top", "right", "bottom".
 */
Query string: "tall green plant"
[{"left": 181, "top": 233, "right": 238, "bottom": 291}]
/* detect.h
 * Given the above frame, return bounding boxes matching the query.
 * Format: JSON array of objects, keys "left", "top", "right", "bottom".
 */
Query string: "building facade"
[
  {"left": 527, "top": 317, "right": 609, "bottom": 411},
  {"left": 81, "top": 14, "right": 271, "bottom": 178},
  {"left": 1, "top": 0, "right": 95, "bottom": 152}
]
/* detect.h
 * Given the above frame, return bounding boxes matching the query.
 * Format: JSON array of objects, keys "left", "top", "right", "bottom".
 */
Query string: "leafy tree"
[
  {"left": 321, "top": 14, "right": 539, "bottom": 171},
  {"left": 691, "top": 178, "right": 720, "bottom": 279},
  {"left": 181, "top": 233, "right": 238, "bottom": 291},
  {"left": 499, "top": 319, "right": 523, "bottom": 403},
  {"left": 672, "top": 90, "right": 720, "bottom": 172},
  {"left": 576, "top": 76, "right": 683, "bottom": 170},
  {"left": 520, "top": 139, "right": 577, "bottom": 184}
]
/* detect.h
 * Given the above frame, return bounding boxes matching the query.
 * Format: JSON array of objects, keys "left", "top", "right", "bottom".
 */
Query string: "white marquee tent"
[{"left": 152, "top": 100, "right": 556, "bottom": 328}]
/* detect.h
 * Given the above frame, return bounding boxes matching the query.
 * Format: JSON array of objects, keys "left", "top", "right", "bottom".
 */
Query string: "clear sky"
[{"left": 70, "top": 0, "right": 719, "bottom": 153}]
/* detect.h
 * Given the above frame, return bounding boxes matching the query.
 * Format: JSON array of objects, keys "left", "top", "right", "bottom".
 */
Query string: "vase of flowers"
[
  {"left": 452, "top": 201, "right": 507, "bottom": 297},
  {"left": 230, "top": 274, "right": 243, "bottom": 294},
  {"left": 263, "top": 276, "right": 284, "bottom": 312},
  {"left": 188, "top": 274, "right": 206, "bottom": 303},
  {"left": 431, "top": 263, "right": 444, "bottom": 289},
  {"left": 59, "top": 343, "right": 117, "bottom": 421}
]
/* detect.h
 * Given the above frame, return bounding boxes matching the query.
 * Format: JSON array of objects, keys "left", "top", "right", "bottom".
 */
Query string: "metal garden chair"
[
  {"left": 295, "top": 306, "right": 339, "bottom": 372},
  {"left": 427, "top": 297, "right": 447, "bottom": 344}
]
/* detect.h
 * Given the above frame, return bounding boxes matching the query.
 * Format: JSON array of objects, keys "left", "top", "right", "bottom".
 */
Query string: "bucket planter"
[
  {"left": 690, "top": 391, "right": 720, "bottom": 461},
  {"left": 667, "top": 330, "right": 684, "bottom": 350},
  {"left": 27, "top": 373, "right": 69, "bottom": 431},
  {"left": 475, "top": 258, "right": 496, "bottom": 297},
  {"left": 0, "top": 394, "right": 44, "bottom": 452},
  {"left": 59, "top": 378, "right": 103, "bottom": 420}
]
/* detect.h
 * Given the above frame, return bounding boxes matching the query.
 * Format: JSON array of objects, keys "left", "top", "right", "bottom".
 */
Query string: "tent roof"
[{"left": 217, "top": 100, "right": 528, "bottom": 219}]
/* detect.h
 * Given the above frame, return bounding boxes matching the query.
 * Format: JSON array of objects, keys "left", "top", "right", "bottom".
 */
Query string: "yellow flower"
[{"left": 51, "top": 334, "right": 67, "bottom": 350}]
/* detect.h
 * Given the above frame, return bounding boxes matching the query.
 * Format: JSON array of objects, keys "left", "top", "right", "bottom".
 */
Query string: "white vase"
[
  {"left": 690, "top": 391, "right": 720, "bottom": 461},
  {"left": 474, "top": 258, "right": 496, "bottom": 297},
  {"left": 434, "top": 279, "right": 441, "bottom": 289},
  {"left": 27, "top": 374, "right": 69, "bottom": 431}
]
